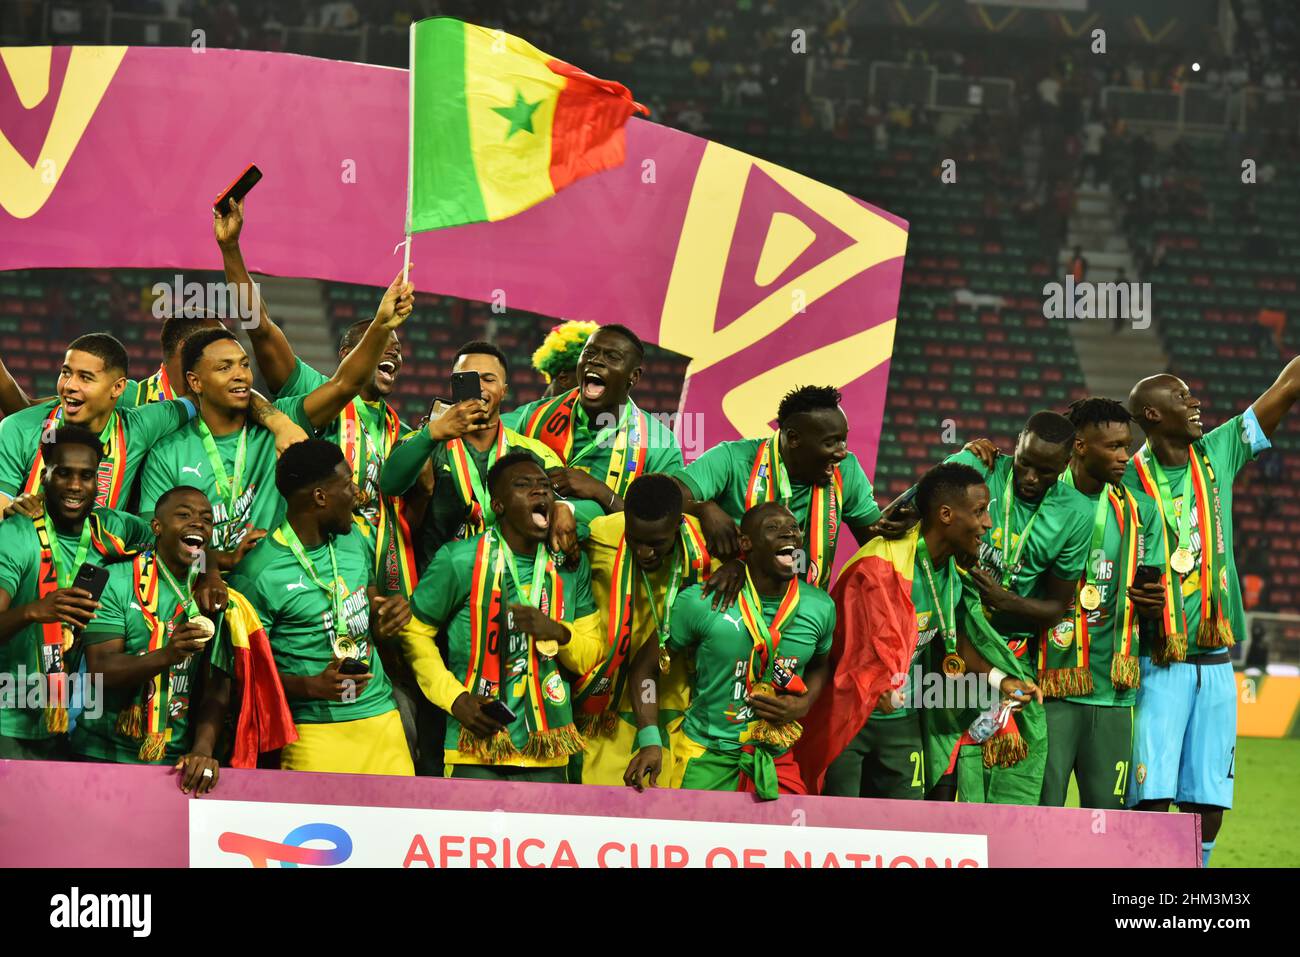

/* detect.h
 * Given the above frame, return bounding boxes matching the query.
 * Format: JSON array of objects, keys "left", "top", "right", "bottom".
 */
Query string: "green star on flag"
[{"left": 492, "top": 89, "right": 542, "bottom": 139}]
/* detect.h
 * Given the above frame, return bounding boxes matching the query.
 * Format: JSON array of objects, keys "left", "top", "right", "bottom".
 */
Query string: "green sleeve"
[
  {"left": 117, "top": 512, "right": 155, "bottom": 552},
  {"left": 136, "top": 438, "right": 177, "bottom": 519},
  {"left": 358, "top": 530, "right": 379, "bottom": 589},
  {"left": 645, "top": 427, "right": 684, "bottom": 474},
  {"left": 410, "top": 544, "right": 465, "bottom": 627},
  {"left": 1050, "top": 502, "right": 1091, "bottom": 582},
  {"left": 0, "top": 408, "right": 39, "bottom": 497},
  {"left": 82, "top": 566, "right": 129, "bottom": 641},
  {"left": 124, "top": 398, "right": 190, "bottom": 447},
  {"left": 839, "top": 453, "right": 881, "bottom": 526},
  {"left": 276, "top": 357, "right": 329, "bottom": 399},
  {"left": 272, "top": 394, "right": 316, "bottom": 432},
  {"left": 675, "top": 440, "right": 740, "bottom": 505},
  {"left": 119, "top": 379, "right": 142, "bottom": 407},
  {"left": 0, "top": 520, "right": 32, "bottom": 597},
  {"left": 1199, "top": 412, "right": 1258, "bottom": 485},
  {"left": 570, "top": 498, "right": 605, "bottom": 541},
  {"left": 571, "top": 554, "right": 596, "bottom": 619},
  {"left": 665, "top": 585, "right": 709, "bottom": 653},
  {"left": 499, "top": 405, "right": 529, "bottom": 432},
  {"left": 941, "top": 448, "right": 992, "bottom": 479},
  {"left": 380, "top": 429, "right": 436, "bottom": 496}
]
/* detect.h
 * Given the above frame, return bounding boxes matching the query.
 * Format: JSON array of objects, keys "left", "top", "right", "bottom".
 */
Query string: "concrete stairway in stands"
[{"left": 235, "top": 275, "right": 336, "bottom": 385}]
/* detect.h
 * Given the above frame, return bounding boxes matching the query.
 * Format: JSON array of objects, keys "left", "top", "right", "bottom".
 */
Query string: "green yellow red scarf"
[
  {"left": 460, "top": 531, "right": 583, "bottom": 762},
  {"left": 735, "top": 570, "right": 802, "bottom": 750},
  {"left": 1132, "top": 444, "right": 1233, "bottom": 660},
  {"left": 519, "top": 388, "right": 649, "bottom": 498},
  {"left": 24, "top": 405, "right": 127, "bottom": 508},
  {"left": 744, "top": 434, "right": 842, "bottom": 590},
  {"left": 340, "top": 398, "right": 417, "bottom": 595},
  {"left": 141, "top": 366, "right": 176, "bottom": 404},
  {"left": 445, "top": 425, "right": 510, "bottom": 536}
]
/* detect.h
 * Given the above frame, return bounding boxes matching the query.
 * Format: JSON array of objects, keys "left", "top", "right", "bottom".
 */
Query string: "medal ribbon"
[
  {"left": 916, "top": 534, "right": 957, "bottom": 657},
  {"left": 745, "top": 436, "right": 842, "bottom": 589},
  {"left": 734, "top": 571, "right": 800, "bottom": 690},
  {"left": 277, "top": 522, "right": 350, "bottom": 647},
  {"left": 490, "top": 530, "right": 564, "bottom": 736},
  {"left": 197, "top": 420, "right": 248, "bottom": 515},
  {"left": 128, "top": 552, "right": 199, "bottom": 759},
  {"left": 446, "top": 426, "right": 509, "bottom": 534},
  {"left": 998, "top": 464, "right": 1053, "bottom": 588},
  {"left": 23, "top": 406, "right": 127, "bottom": 508},
  {"left": 1140, "top": 446, "right": 1195, "bottom": 560}
]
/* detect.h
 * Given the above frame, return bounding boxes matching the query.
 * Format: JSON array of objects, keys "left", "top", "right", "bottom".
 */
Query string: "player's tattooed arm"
[
  {"left": 247, "top": 390, "right": 309, "bottom": 454},
  {"left": 1251, "top": 355, "right": 1300, "bottom": 439},
  {"left": 214, "top": 197, "right": 297, "bottom": 393}
]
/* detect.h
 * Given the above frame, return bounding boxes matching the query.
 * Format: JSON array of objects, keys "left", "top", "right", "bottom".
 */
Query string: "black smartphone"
[
  {"left": 481, "top": 699, "right": 517, "bottom": 725},
  {"left": 70, "top": 563, "right": 110, "bottom": 636},
  {"left": 1132, "top": 565, "right": 1162, "bottom": 587},
  {"left": 214, "top": 164, "right": 263, "bottom": 214},
  {"left": 451, "top": 370, "right": 482, "bottom": 405},
  {"left": 338, "top": 657, "right": 370, "bottom": 676}
]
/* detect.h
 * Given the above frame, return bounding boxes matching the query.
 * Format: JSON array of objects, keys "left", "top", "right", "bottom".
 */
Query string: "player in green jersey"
[
  {"left": 504, "top": 324, "right": 684, "bottom": 515},
  {"left": 120, "top": 313, "right": 224, "bottom": 407},
  {"left": 1123, "top": 358, "right": 1300, "bottom": 866},
  {"left": 74, "top": 486, "right": 231, "bottom": 793},
  {"left": 1037, "top": 398, "right": 1166, "bottom": 809},
  {"left": 624, "top": 502, "right": 834, "bottom": 800},
  {"left": 228, "top": 440, "right": 414, "bottom": 775},
  {"left": 0, "top": 428, "right": 225, "bottom": 757},
  {"left": 398, "top": 451, "right": 603, "bottom": 782}
]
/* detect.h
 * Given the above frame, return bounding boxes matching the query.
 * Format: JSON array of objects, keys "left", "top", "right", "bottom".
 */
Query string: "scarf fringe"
[
  {"left": 576, "top": 710, "right": 618, "bottom": 739},
  {"left": 750, "top": 718, "right": 803, "bottom": 750},
  {"left": 522, "top": 723, "right": 586, "bottom": 760},
  {"left": 1110, "top": 655, "right": 1141, "bottom": 692},
  {"left": 982, "top": 726, "right": 1027, "bottom": 768},
  {"left": 458, "top": 726, "right": 522, "bottom": 762},
  {"left": 116, "top": 703, "right": 144, "bottom": 740},
  {"left": 1197, "top": 616, "right": 1235, "bottom": 649},
  {"left": 1036, "top": 666, "right": 1093, "bottom": 699},
  {"left": 1152, "top": 629, "right": 1188, "bottom": 666},
  {"left": 138, "top": 732, "right": 167, "bottom": 763},
  {"left": 44, "top": 706, "right": 68, "bottom": 734}
]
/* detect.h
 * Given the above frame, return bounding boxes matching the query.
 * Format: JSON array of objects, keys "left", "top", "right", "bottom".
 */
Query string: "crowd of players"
[{"left": 0, "top": 198, "right": 1297, "bottom": 868}]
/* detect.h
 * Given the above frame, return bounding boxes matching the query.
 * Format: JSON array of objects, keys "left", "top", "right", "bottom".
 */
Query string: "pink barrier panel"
[
  {"left": 0, "top": 759, "right": 1200, "bottom": 868},
  {"left": 0, "top": 46, "right": 905, "bottom": 484}
]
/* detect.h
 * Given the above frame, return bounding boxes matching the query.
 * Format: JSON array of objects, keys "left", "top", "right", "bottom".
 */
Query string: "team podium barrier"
[{"left": 0, "top": 760, "right": 1199, "bottom": 867}]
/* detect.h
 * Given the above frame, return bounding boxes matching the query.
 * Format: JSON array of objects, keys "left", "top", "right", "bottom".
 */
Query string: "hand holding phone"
[
  {"left": 451, "top": 371, "right": 483, "bottom": 405},
  {"left": 214, "top": 164, "right": 262, "bottom": 214}
]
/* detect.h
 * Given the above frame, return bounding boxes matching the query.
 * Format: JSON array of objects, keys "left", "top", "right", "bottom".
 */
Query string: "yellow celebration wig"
[{"left": 531, "top": 320, "right": 600, "bottom": 383}]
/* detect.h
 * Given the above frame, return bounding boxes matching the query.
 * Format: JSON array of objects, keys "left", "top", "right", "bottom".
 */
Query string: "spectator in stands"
[
  {"left": 1069, "top": 246, "right": 1088, "bottom": 283},
  {"left": 398, "top": 452, "right": 602, "bottom": 783},
  {"left": 229, "top": 440, "right": 414, "bottom": 775}
]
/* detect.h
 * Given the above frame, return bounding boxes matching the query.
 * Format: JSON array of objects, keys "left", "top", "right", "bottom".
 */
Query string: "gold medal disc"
[
  {"left": 1079, "top": 584, "right": 1102, "bottom": 611},
  {"left": 658, "top": 647, "right": 671, "bottom": 674},
  {"left": 333, "top": 637, "right": 359, "bottom": 660},
  {"left": 1170, "top": 547, "right": 1194, "bottom": 575},
  {"left": 942, "top": 653, "right": 966, "bottom": 676},
  {"left": 535, "top": 638, "right": 559, "bottom": 659}
]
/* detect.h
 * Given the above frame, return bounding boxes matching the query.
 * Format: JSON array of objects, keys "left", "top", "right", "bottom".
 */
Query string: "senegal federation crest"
[
  {"left": 543, "top": 670, "right": 566, "bottom": 705},
  {"left": 1049, "top": 619, "right": 1075, "bottom": 651},
  {"left": 1135, "top": 763, "right": 1147, "bottom": 785}
]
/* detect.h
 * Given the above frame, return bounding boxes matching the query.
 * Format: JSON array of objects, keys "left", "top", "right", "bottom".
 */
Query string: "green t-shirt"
[
  {"left": 72, "top": 560, "right": 230, "bottom": 762},
  {"left": 1122, "top": 411, "right": 1265, "bottom": 658},
  {"left": 503, "top": 396, "right": 685, "bottom": 487},
  {"left": 0, "top": 507, "right": 153, "bottom": 740},
  {"left": 875, "top": 552, "right": 958, "bottom": 721},
  {"left": 666, "top": 580, "right": 834, "bottom": 752},
  {"left": 1056, "top": 485, "right": 1163, "bottom": 707},
  {"left": 137, "top": 396, "right": 314, "bottom": 551},
  {"left": 228, "top": 527, "right": 394, "bottom": 725},
  {"left": 0, "top": 398, "right": 191, "bottom": 503},
  {"left": 675, "top": 438, "right": 881, "bottom": 581},
  {"left": 410, "top": 534, "right": 597, "bottom": 754},
  {"left": 945, "top": 450, "right": 1093, "bottom": 645},
  {"left": 278, "top": 358, "right": 406, "bottom": 526}
]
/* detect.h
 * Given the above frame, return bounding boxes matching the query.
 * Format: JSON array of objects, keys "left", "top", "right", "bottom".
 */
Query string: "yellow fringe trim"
[
  {"left": 576, "top": 710, "right": 618, "bottom": 739},
  {"left": 115, "top": 703, "right": 144, "bottom": 740},
  {"left": 1197, "top": 616, "right": 1235, "bottom": 649},
  {"left": 1110, "top": 655, "right": 1140, "bottom": 691},
  {"left": 982, "top": 728, "right": 1027, "bottom": 768},
  {"left": 1036, "top": 666, "right": 1093, "bottom": 699},
  {"left": 458, "top": 726, "right": 522, "bottom": 762},
  {"left": 521, "top": 723, "right": 586, "bottom": 760},
  {"left": 44, "top": 707, "right": 68, "bottom": 734},
  {"left": 751, "top": 719, "right": 803, "bottom": 749},
  {"left": 138, "top": 732, "right": 167, "bottom": 763},
  {"left": 1152, "top": 630, "right": 1188, "bottom": 666}
]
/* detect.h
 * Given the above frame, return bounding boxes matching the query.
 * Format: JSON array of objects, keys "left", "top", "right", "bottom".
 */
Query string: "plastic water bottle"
[{"left": 967, "top": 701, "right": 1011, "bottom": 743}]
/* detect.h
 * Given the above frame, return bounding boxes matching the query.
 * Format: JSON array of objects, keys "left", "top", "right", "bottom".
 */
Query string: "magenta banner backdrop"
[{"left": 0, "top": 759, "right": 1199, "bottom": 868}]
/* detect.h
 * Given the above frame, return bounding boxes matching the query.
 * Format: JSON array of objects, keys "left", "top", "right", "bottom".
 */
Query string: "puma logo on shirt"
[
  {"left": 181, "top": 464, "right": 203, "bottom": 478},
  {"left": 285, "top": 575, "right": 307, "bottom": 592},
  {"left": 722, "top": 612, "right": 743, "bottom": 631}
]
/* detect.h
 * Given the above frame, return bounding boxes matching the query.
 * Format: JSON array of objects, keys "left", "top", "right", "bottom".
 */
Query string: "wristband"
[
  {"left": 987, "top": 667, "right": 1007, "bottom": 690},
  {"left": 635, "top": 725, "right": 663, "bottom": 750}
]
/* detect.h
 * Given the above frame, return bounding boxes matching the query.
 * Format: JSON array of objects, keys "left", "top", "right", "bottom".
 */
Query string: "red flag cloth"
[
  {"left": 739, "top": 746, "right": 808, "bottom": 796},
  {"left": 225, "top": 589, "right": 298, "bottom": 767},
  {"left": 793, "top": 529, "right": 921, "bottom": 794}
]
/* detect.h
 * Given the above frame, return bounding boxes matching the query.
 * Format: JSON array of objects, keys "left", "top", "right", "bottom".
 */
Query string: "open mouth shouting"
[
  {"left": 582, "top": 371, "right": 607, "bottom": 402},
  {"left": 1188, "top": 410, "right": 1203, "bottom": 434},
  {"left": 376, "top": 360, "right": 399, "bottom": 389},
  {"left": 61, "top": 395, "right": 86, "bottom": 418},
  {"left": 774, "top": 544, "right": 798, "bottom": 573},
  {"left": 180, "top": 530, "right": 207, "bottom": 561},
  {"left": 529, "top": 499, "right": 550, "bottom": 531}
]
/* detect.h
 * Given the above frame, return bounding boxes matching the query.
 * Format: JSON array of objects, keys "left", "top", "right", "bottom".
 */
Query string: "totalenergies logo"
[
  {"left": 1, "top": 46, "right": 125, "bottom": 219},
  {"left": 218, "top": 822, "right": 353, "bottom": 868}
]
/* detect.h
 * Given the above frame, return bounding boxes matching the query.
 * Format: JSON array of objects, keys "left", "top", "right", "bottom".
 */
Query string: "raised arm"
[
  {"left": 0, "top": 355, "right": 36, "bottom": 416},
  {"left": 1250, "top": 355, "right": 1300, "bottom": 440},
  {"left": 214, "top": 198, "right": 297, "bottom": 393},
  {"left": 301, "top": 269, "right": 414, "bottom": 430}
]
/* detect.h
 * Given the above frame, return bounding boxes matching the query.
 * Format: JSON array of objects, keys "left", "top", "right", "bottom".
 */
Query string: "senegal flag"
[
  {"left": 407, "top": 18, "right": 646, "bottom": 231},
  {"left": 223, "top": 588, "right": 298, "bottom": 767}
]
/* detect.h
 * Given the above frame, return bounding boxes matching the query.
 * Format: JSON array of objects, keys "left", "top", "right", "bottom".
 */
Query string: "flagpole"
[
  {"left": 404, "top": 19, "right": 416, "bottom": 286},
  {"left": 402, "top": 234, "right": 411, "bottom": 285}
]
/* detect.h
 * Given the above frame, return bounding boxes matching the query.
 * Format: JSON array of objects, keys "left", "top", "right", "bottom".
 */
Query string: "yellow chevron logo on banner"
[
  {"left": 974, "top": 5, "right": 1021, "bottom": 33},
  {"left": 1054, "top": 13, "right": 1101, "bottom": 39},
  {"left": 893, "top": 1, "right": 941, "bottom": 28},
  {"left": 0, "top": 46, "right": 126, "bottom": 219},
  {"left": 1132, "top": 16, "right": 1178, "bottom": 44},
  {"left": 657, "top": 141, "right": 906, "bottom": 437}
]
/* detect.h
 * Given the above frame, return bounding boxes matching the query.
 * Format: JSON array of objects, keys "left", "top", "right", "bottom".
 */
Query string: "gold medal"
[
  {"left": 658, "top": 646, "right": 671, "bottom": 674},
  {"left": 1170, "top": 547, "right": 1194, "bottom": 575},
  {"left": 942, "top": 653, "right": 966, "bottom": 676},
  {"left": 333, "top": 637, "right": 359, "bottom": 660},
  {"left": 1079, "top": 584, "right": 1102, "bottom": 611},
  {"left": 535, "top": 638, "right": 559, "bottom": 659}
]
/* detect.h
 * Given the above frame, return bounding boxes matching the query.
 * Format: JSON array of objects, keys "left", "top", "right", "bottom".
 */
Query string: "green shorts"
[
  {"left": 822, "top": 710, "right": 925, "bottom": 800},
  {"left": 1040, "top": 699, "right": 1133, "bottom": 809}
]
